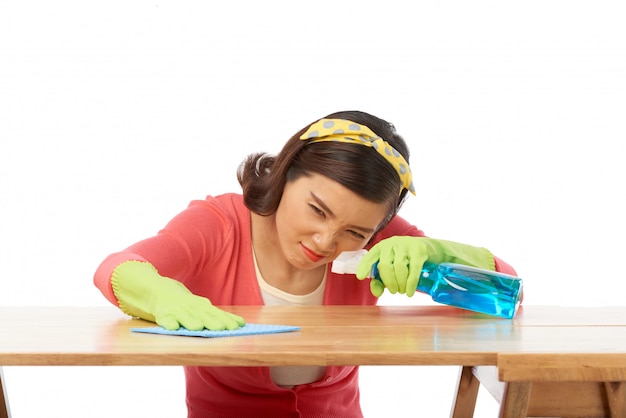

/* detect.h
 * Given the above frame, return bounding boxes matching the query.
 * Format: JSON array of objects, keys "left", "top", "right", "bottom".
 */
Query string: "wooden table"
[{"left": 1, "top": 305, "right": 625, "bottom": 417}]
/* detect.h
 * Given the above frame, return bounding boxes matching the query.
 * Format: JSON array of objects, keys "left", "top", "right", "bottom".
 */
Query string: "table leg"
[
  {"left": 0, "top": 367, "right": 10, "bottom": 418},
  {"left": 498, "top": 382, "right": 531, "bottom": 418},
  {"left": 603, "top": 381, "right": 626, "bottom": 418},
  {"left": 450, "top": 366, "right": 479, "bottom": 418}
]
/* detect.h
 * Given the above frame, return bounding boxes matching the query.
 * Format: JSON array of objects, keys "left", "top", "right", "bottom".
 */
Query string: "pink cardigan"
[{"left": 94, "top": 193, "right": 516, "bottom": 418}]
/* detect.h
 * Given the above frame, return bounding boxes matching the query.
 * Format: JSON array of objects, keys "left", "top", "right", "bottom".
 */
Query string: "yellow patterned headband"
[{"left": 299, "top": 118, "right": 415, "bottom": 195}]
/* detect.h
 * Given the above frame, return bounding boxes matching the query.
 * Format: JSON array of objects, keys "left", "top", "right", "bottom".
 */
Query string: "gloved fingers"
[
  {"left": 155, "top": 313, "right": 183, "bottom": 331},
  {"left": 356, "top": 247, "right": 382, "bottom": 279},
  {"left": 392, "top": 249, "right": 410, "bottom": 294},
  {"left": 175, "top": 312, "right": 206, "bottom": 331},
  {"left": 157, "top": 310, "right": 243, "bottom": 331},
  {"left": 181, "top": 302, "right": 242, "bottom": 331},
  {"left": 200, "top": 314, "right": 229, "bottom": 331},
  {"left": 171, "top": 299, "right": 214, "bottom": 330},
  {"left": 228, "top": 312, "right": 247, "bottom": 328},
  {"left": 369, "top": 279, "right": 385, "bottom": 297},
  {"left": 376, "top": 244, "right": 399, "bottom": 294},
  {"left": 156, "top": 302, "right": 212, "bottom": 331},
  {"left": 405, "top": 256, "right": 425, "bottom": 297},
  {"left": 154, "top": 303, "right": 199, "bottom": 330},
  {"left": 204, "top": 307, "right": 245, "bottom": 331}
]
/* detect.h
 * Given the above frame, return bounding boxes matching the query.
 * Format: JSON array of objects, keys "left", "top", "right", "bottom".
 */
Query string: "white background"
[{"left": 1, "top": 1, "right": 625, "bottom": 416}]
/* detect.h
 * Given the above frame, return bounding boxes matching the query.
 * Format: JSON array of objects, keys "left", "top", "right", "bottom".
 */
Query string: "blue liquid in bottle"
[{"left": 372, "top": 262, "right": 523, "bottom": 319}]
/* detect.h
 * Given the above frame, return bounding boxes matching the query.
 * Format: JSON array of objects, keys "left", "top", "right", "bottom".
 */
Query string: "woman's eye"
[
  {"left": 348, "top": 230, "right": 366, "bottom": 240},
  {"left": 309, "top": 204, "right": 325, "bottom": 217}
]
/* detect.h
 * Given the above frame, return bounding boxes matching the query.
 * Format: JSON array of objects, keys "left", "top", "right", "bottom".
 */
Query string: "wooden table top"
[{"left": 1, "top": 305, "right": 625, "bottom": 367}]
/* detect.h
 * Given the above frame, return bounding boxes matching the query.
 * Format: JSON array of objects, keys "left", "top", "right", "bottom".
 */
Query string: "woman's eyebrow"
[
  {"left": 310, "top": 192, "right": 335, "bottom": 217},
  {"left": 310, "top": 192, "right": 376, "bottom": 234}
]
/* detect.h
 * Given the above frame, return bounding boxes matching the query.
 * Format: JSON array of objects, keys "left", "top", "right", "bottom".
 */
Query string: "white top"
[{"left": 252, "top": 248, "right": 327, "bottom": 387}]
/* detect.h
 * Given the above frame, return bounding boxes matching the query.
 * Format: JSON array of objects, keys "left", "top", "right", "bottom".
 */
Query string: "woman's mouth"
[{"left": 300, "top": 243, "right": 325, "bottom": 263}]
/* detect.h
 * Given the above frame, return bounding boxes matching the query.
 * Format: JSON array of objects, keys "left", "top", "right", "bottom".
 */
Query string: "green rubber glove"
[
  {"left": 356, "top": 236, "right": 495, "bottom": 297},
  {"left": 111, "top": 260, "right": 245, "bottom": 331}
]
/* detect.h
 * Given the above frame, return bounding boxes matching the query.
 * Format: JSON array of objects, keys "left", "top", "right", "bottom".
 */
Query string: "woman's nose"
[{"left": 312, "top": 230, "right": 336, "bottom": 252}]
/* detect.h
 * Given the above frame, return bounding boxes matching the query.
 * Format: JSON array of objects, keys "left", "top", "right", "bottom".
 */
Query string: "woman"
[{"left": 94, "top": 110, "right": 516, "bottom": 417}]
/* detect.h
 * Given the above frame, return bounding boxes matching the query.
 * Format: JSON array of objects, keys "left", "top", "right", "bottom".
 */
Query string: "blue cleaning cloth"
[{"left": 131, "top": 323, "right": 301, "bottom": 338}]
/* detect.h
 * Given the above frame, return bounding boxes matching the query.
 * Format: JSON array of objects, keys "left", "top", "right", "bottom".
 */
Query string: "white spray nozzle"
[{"left": 331, "top": 249, "right": 368, "bottom": 274}]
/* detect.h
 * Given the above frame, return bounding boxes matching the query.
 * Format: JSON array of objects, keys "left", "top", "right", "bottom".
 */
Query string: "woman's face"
[{"left": 274, "top": 173, "right": 389, "bottom": 270}]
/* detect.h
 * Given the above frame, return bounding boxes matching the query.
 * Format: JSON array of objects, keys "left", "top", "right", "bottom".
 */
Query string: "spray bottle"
[{"left": 332, "top": 250, "right": 523, "bottom": 319}]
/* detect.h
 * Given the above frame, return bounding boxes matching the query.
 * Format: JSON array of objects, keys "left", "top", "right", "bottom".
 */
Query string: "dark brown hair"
[{"left": 237, "top": 110, "right": 411, "bottom": 229}]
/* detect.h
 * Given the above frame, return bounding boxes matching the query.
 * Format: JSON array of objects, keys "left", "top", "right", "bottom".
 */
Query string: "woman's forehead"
[{"left": 288, "top": 173, "right": 389, "bottom": 224}]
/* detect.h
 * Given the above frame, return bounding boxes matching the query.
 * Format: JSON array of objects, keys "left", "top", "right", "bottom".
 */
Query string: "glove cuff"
[
  {"left": 428, "top": 238, "right": 496, "bottom": 271},
  {"left": 111, "top": 260, "right": 163, "bottom": 321}
]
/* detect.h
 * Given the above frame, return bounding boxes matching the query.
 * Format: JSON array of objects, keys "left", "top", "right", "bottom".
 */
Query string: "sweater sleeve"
[
  {"left": 494, "top": 256, "right": 517, "bottom": 276},
  {"left": 93, "top": 194, "right": 245, "bottom": 307}
]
